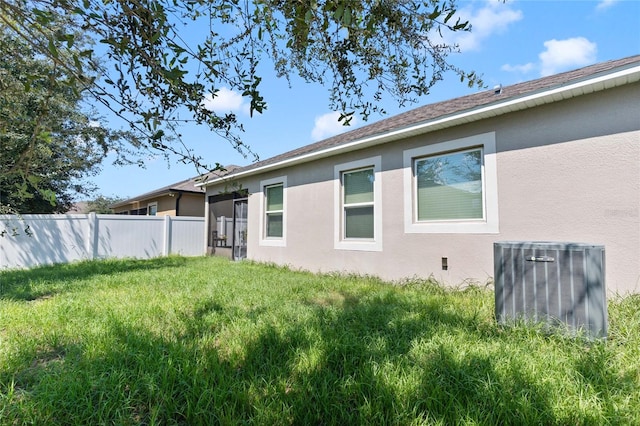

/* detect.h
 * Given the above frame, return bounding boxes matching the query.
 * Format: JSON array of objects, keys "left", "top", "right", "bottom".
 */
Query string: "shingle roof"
[{"left": 203, "top": 54, "right": 640, "bottom": 185}]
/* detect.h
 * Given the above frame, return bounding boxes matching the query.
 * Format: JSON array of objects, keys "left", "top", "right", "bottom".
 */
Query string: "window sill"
[
  {"left": 404, "top": 220, "right": 499, "bottom": 234},
  {"left": 259, "top": 238, "right": 286, "bottom": 247},
  {"left": 335, "top": 239, "right": 382, "bottom": 252}
]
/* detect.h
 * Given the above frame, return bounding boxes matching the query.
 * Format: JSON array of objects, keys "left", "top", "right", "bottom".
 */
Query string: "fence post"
[
  {"left": 163, "top": 215, "right": 171, "bottom": 256},
  {"left": 88, "top": 213, "right": 99, "bottom": 260}
]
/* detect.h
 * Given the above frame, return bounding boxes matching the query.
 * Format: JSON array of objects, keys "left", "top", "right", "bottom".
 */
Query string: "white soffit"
[{"left": 200, "top": 64, "right": 640, "bottom": 187}]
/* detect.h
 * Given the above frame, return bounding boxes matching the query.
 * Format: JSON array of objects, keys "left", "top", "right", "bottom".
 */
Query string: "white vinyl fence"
[{"left": 0, "top": 214, "right": 205, "bottom": 270}]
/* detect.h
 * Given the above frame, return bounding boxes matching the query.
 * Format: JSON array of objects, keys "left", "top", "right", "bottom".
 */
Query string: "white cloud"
[
  {"left": 201, "top": 87, "right": 250, "bottom": 115},
  {"left": 311, "top": 112, "right": 358, "bottom": 141},
  {"left": 445, "top": 1, "right": 523, "bottom": 52},
  {"left": 596, "top": 0, "right": 619, "bottom": 11},
  {"left": 502, "top": 37, "right": 598, "bottom": 77},
  {"left": 501, "top": 62, "right": 535, "bottom": 74},
  {"left": 539, "top": 37, "right": 597, "bottom": 76}
]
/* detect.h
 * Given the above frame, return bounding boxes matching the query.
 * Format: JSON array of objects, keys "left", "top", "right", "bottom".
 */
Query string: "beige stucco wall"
[
  {"left": 112, "top": 193, "right": 204, "bottom": 217},
  {"left": 112, "top": 206, "right": 130, "bottom": 214},
  {"left": 207, "top": 83, "right": 640, "bottom": 295},
  {"left": 155, "top": 197, "right": 176, "bottom": 216},
  {"left": 176, "top": 193, "right": 205, "bottom": 217},
  {"left": 111, "top": 197, "right": 171, "bottom": 215}
]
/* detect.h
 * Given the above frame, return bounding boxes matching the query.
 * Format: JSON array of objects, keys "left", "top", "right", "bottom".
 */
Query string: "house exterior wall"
[
  {"left": 155, "top": 197, "right": 176, "bottom": 216},
  {"left": 112, "top": 205, "right": 135, "bottom": 214},
  {"left": 206, "top": 83, "right": 640, "bottom": 295},
  {"left": 111, "top": 196, "right": 169, "bottom": 215},
  {"left": 177, "top": 193, "right": 206, "bottom": 217},
  {"left": 112, "top": 194, "right": 204, "bottom": 217}
]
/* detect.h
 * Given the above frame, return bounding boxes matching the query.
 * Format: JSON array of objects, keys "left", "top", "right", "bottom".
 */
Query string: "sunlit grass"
[{"left": 1, "top": 256, "right": 638, "bottom": 424}]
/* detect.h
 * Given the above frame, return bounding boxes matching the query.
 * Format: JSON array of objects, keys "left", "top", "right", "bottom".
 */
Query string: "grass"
[{"left": 0, "top": 256, "right": 638, "bottom": 425}]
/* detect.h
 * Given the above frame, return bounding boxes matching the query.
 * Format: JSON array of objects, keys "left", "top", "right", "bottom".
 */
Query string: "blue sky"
[{"left": 91, "top": 0, "right": 640, "bottom": 199}]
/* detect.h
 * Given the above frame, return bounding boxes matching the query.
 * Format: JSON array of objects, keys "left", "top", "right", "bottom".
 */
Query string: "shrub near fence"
[{"left": 0, "top": 213, "right": 205, "bottom": 269}]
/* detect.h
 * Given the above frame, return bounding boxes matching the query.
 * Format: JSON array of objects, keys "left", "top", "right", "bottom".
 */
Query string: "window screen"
[
  {"left": 343, "top": 168, "right": 374, "bottom": 239},
  {"left": 265, "top": 184, "right": 283, "bottom": 238}
]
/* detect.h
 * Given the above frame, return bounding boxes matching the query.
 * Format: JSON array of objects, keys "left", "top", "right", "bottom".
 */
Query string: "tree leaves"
[
  {"left": 0, "top": 21, "right": 141, "bottom": 213},
  {"left": 1, "top": 0, "right": 482, "bottom": 197}
]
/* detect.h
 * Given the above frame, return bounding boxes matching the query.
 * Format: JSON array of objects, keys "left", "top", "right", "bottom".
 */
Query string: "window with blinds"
[
  {"left": 342, "top": 167, "right": 374, "bottom": 239},
  {"left": 415, "top": 148, "right": 483, "bottom": 221},
  {"left": 403, "top": 132, "right": 498, "bottom": 234}
]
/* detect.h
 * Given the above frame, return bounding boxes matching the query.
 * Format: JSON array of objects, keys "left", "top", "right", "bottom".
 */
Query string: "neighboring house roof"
[
  {"left": 110, "top": 176, "right": 205, "bottom": 209},
  {"left": 199, "top": 55, "right": 640, "bottom": 187},
  {"left": 65, "top": 201, "right": 89, "bottom": 214}
]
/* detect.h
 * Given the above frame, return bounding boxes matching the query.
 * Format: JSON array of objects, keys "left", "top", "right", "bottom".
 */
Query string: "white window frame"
[
  {"left": 334, "top": 156, "right": 382, "bottom": 251},
  {"left": 259, "top": 176, "right": 287, "bottom": 247},
  {"left": 403, "top": 132, "right": 499, "bottom": 234},
  {"left": 147, "top": 202, "right": 158, "bottom": 216}
]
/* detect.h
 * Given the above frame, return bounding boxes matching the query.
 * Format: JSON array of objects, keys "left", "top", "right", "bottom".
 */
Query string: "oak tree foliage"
[
  {"left": 0, "top": 18, "right": 138, "bottom": 214},
  {"left": 85, "top": 195, "right": 125, "bottom": 213},
  {"left": 0, "top": 0, "right": 482, "bottom": 212}
]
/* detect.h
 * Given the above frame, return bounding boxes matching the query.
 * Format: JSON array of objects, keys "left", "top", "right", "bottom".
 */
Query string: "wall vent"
[{"left": 494, "top": 241, "right": 607, "bottom": 338}]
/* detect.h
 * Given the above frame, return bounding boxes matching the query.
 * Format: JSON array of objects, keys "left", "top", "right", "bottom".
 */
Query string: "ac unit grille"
[{"left": 494, "top": 242, "right": 607, "bottom": 338}]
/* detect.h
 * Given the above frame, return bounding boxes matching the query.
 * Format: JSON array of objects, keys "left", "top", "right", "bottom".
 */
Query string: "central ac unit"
[{"left": 494, "top": 241, "right": 607, "bottom": 338}]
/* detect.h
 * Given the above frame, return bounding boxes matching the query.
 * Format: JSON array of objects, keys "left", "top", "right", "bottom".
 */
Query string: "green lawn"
[{"left": 1, "top": 256, "right": 638, "bottom": 425}]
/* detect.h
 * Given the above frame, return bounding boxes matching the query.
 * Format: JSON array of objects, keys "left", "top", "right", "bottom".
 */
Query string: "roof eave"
[
  {"left": 109, "top": 188, "right": 204, "bottom": 208},
  {"left": 199, "top": 63, "right": 640, "bottom": 188}
]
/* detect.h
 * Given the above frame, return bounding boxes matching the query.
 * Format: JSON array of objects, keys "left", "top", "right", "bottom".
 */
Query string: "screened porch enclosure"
[{"left": 207, "top": 191, "right": 248, "bottom": 260}]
